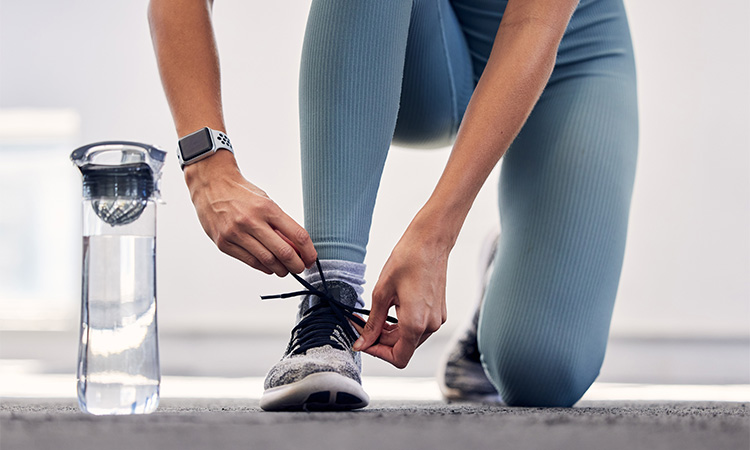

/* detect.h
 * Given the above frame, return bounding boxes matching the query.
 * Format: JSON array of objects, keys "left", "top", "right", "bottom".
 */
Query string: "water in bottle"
[{"left": 72, "top": 142, "right": 165, "bottom": 415}]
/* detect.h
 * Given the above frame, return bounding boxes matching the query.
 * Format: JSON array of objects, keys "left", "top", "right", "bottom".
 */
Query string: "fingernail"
[{"left": 353, "top": 337, "right": 363, "bottom": 351}]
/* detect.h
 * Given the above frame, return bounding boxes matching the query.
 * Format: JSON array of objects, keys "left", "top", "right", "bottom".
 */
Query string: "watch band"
[
  {"left": 209, "top": 128, "right": 234, "bottom": 153},
  {"left": 177, "top": 127, "right": 234, "bottom": 170}
]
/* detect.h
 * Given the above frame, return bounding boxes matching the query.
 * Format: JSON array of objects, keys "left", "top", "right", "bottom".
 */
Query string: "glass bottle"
[{"left": 71, "top": 141, "right": 165, "bottom": 415}]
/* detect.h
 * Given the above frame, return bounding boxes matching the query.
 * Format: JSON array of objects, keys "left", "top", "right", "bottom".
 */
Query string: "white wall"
[
  {"left": 615, "top": 0, "right": 750, "bottom": 338},
  {"left": 0, "top": 0, "right": 747, "bottom": 338}
]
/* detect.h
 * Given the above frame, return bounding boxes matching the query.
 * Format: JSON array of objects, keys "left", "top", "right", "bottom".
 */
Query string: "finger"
[
  {"left": 362, "top": 342, "right": 398, "bottom": 365},
  {"left": 271, "top": 218, "right": 318, "bottom": 269},
  {"left": 389, "top": 326, "right": 421, "bottom": 369},
  {"left": 351, "top": 320, "right": 401, "bottom": 348},
  {"left": 349, "top": 318, "right": 364, "bottom": 336},
  {"left": 274, "top": 230, "right": 306, "bottom": 269},
  {"left": 361, "top": 322, "right": 420, "bottom": 369},
  {"left": 375, "top": 326, "right": 400, "bottom": 347},
  {"left": 349, "top": 313, "right": 393, "bottom": 332},
  {"left": 362, "top": 333, "right": 416, "bottom": 369},
  {"left": 353, "top": 288, "right": 394, "bottom": 352},
  {"left": 226, "top": 233, "right": 289, "bottom": 277},
  {"left": 382, "top": 322, "right": 398, "bottom": 332},
  {"left": 349, "top": 320, "right": 398, "bottom": 351},
  {"left": 221, "top": 241, "right": 274, "bottom": 275},
  {"left": 252, "top": 226, "right": 307, "bottom": 274}
]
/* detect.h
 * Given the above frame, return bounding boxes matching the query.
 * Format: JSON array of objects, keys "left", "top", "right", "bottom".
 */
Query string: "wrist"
[
  {"left": 183, "top": 148, "right": 240, "bottom": 190},
  {"left": 407, "top": 204, "right": 464, "bottom": 254},
  {"left": 412, "top": 168, "right": 481, "bottom": 251}
]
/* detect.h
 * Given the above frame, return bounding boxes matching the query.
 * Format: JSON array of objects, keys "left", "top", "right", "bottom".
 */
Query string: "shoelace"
[{"left": 261, "top": 259, "right": 397, "bottom": 355}]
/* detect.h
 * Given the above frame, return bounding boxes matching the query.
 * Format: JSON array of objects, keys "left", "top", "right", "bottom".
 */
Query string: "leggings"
[{"left": 300, "top": 0, "right": 638, "bottom": 407}]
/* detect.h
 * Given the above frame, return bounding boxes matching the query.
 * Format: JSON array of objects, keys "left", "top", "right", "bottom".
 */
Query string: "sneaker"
[
  {"left": 437, "top": 230, "right": 503, "bottom": 403},
  {"left": 260, "top": 276, "right": 369, "bottom": 411},
  {"left": 437, "top": 307, "right": 502, "bottom": 402}
]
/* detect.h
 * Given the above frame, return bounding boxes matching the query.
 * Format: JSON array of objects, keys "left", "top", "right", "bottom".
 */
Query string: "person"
[{"left": 149, "top": 0, "right": 638, "bottom": 411}]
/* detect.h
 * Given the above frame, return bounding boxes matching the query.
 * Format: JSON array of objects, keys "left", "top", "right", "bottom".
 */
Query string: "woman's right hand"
[{"left": 183, "top": 149, "right": 317, "bottom": 276}]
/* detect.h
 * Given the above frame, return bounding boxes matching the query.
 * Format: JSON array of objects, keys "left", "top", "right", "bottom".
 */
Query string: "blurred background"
[{"left": 0, "top": 0, "right": 748, "bottom": 385}]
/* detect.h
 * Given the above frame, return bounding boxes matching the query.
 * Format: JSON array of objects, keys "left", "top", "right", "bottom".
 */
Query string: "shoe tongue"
[{"left": 297, "top": 281, "right": 358, "bottom": 319}]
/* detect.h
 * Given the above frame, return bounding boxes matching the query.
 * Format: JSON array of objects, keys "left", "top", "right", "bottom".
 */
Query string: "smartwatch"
[{"left": 177, "top": 127, "right": 234, "bottom": 170}]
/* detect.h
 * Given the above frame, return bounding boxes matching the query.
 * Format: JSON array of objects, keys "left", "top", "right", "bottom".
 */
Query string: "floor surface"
[{"left": 1, "top": 399, "right": 748, "bottom": 450}]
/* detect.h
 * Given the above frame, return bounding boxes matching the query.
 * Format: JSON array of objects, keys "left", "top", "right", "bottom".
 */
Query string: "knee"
[
  {"left": 479, "top": 337, "right": 603, "bottom": 407},
  {"left": 391, "top": 120, "right": 455, "bottom": 149},
  {"left": 392, "top": 102, "right": 457, "bottom": 149}
]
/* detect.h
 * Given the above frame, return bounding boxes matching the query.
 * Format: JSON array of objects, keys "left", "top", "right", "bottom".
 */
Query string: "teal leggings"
[{"left": 300, "top": 0, "right": 638, "bottom": 407}]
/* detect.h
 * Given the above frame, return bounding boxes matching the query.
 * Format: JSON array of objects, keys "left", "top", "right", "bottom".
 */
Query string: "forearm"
[
  {"left": 148, "top": 0, "right": 240, "bottom": 187},
  {"left": 148, "top": 1, "right": 318, "bottom": 274},
  {"left": 415, "top": 0, "right": 578, "bottom": 248},
  {"left": 148, "top": 0, "right": 226, "bottom": 138}
]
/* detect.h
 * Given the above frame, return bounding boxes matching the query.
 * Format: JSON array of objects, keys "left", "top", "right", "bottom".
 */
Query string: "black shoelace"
[{"left": 261, "top": 259, "right": 397, "bottom": 355}]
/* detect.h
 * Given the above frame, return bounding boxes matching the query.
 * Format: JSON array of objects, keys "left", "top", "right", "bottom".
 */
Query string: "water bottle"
[{"left": 71, "top": 141, "right": 165, "bottom": 415}]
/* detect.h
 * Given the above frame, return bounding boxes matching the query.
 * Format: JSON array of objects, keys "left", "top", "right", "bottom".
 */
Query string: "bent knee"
[
  {"left": 392, "top": 124, "right": 455, "bottom": 149},
  {"left": 480, "top": 343, "right": 603, "bottom": 407},
  {"left": 392, "top": 111, "right": 456, "bottom": 149}
]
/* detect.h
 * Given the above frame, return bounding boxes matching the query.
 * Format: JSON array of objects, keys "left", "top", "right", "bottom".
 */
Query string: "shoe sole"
[
  {"left": 260, "top": 372, "right": 369, "bottom": 411},
  {"left": 438, "top": 378, "right": 503, "bottom": 403}
]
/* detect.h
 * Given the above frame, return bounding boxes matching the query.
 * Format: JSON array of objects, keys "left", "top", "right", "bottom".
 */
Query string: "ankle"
[{"left": 302, "top": 259, "right": 366, "bottom": 309}]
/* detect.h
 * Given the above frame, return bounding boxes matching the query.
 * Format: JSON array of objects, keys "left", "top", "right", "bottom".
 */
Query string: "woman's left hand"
[{"left": 352, "top": 222, "right": 451, "bottom": 369}]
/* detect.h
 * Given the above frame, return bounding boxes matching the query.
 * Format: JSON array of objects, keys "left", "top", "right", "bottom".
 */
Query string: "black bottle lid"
[{"left": 81, "top": 162, "right": 154, "bottom": 200}]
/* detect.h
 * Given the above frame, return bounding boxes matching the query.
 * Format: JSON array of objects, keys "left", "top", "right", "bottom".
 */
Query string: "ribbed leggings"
[{"left": 300, "top": 0, "right": 638, "bottom": 407}]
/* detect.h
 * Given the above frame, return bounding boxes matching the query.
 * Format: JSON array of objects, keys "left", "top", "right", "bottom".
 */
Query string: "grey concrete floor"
[{"left": 1, "top": 399, "right": 748, "bottom": 450}]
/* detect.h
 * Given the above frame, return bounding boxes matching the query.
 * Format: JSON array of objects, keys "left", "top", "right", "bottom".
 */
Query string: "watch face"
[{"left": 179, "top": 128, "right": 213, "bottom": 161}]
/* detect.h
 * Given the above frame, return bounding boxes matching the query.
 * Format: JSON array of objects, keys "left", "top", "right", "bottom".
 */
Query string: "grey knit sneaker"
[
  {"left": 437, "top": 230, "right": 502, "bottom": 403},
  {"left": 260, "top": 274, "right": 369, "bottom": 411}
]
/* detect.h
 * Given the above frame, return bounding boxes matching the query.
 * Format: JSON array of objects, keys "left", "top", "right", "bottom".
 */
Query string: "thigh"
[
  {"left": 392, "top": 0, "right": 475, "bottom": 148},
  {"left": 478, "top": 71, "right": 639, "bottom": 405},
  {"left": 448, "top": 0, "right": 507, "bottom": 78}
]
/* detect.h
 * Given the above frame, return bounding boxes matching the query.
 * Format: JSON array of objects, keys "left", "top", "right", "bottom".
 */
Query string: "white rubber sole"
[{"left": 260, "top": 372, "right": 369, "bottom": 411}]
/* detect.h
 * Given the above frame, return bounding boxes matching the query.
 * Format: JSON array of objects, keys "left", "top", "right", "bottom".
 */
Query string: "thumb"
[{"left": 353, "top": 284, "right": 394, "bottom": 351}]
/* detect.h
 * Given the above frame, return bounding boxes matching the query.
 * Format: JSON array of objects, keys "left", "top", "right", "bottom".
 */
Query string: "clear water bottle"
[{"left": 71, "top": 141, "right": 166, "bottom": 415}]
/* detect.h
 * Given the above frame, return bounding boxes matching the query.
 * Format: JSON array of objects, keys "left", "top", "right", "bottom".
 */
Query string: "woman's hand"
[
  {"left": 353, "top": 216, "right": 452, "bottom": 368},
  {"left": 184, "top": 150, "right": 318, "bottom": 276}
]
